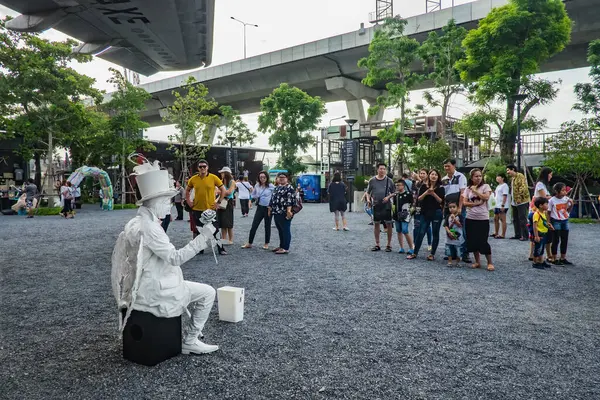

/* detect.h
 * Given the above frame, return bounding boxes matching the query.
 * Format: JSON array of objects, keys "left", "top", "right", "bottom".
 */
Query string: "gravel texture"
[{"left": 1, "top": 204, "right": 599, "bottom": 399}]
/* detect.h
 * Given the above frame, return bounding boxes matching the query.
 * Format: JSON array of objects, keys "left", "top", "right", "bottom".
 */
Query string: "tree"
[
  {"left": 544, "top": 120, "right": 600, "bottom": 218},
  {"left": 418, "top": 19, "right": 467, "bottom": 138},
  {"left": 258, "top": 83, "right": 325, "bottom": 175},
  {"left": 358, "top": 17, "right": 421, "bottom": 142},
  {"left": 407, "top": 136, "right": 452, "bottom": 172},
  {"left": 0, "top": 17, "right": 102, "bottom": 189},
  {"left": 216, "top": 105, "right": 256, "bottom": 146},
  {"left": 103, "top": 68, "right": 153, "bottom": 203},
  {"left": 61, "top": 104, "right": 112, "bottom": 168},
  {"left": 573, "top": 40, "right": 600, "bottom": 124},
  {"left": 162, "top": 76, "right": 219, "bottom": 182},
  {"left": 456, "top": 0, "right": 571, "bottom": 162}
]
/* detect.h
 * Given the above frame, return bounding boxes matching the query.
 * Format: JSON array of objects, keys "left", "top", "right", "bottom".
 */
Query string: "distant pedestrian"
[
  {"left": 412, "top": 169, "right": 432, "bottom": 252},
  {"left": 60, "top": 180, "right": 74, "bottom": 218},
  {"left": 366, "top": 163, "right": 395, "bottom": 252},
  {"left": 174, "top": 181, "right": 185, "bottom": 220},
  {"left": 24, "top": 178, "right": 38, "bottom": 218},
  {"left": 549, "top": 182, "right": 574, "bottom": 266},
  {"left": 218, "top": 167, "right": 236, "bottom": 245},
  {"left": 392, "top": 179, "right": 414, "bottom": 254},
  {"left": 328, "top": 172, "right": 348, "bottom": 231},
  {"left": 443, "top": 201, "right": 464, "bottom": 267},
  {"left": 242, "top": 171, "right": 275, "bottom": 250},
  {"left": 506, "top": 165, "right": 531, "bottom": 241},
  {"left": 269, "top": 172, "right": 296, "bottom": 254},
  {"left": 442, "top": 158, "right": 470, "bottom": 263},
  {"left": 236, "top": 177, "right": 253, "bottom": 217},
  {"left": 530, "top": 167, "right": 554, "bottom": 262},
  {"left": 531, "top": 197, "right": 551, "bottom": 269},
  {"left": 407, "top": 169, "right": 445, "bottom": 261},
  {"left": 463, "top": 169, "right": 494, "bottom": 271},
  {"left": 491, "top": 173, "right": 509, "bottom": 239}
]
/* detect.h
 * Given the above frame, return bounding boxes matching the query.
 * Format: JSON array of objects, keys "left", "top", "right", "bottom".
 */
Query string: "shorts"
[
  {"left": 551, "top": 219, "right": 569, "bottom": 231},
  {"left": 395, "top": 220, "right": 410, "bottom": 234},
  {"left": 445, "top": 244, "right": 462, "bottom": 259},
  {"left": 373, "top": 206, "right": 392, "bottom": 224},
  {"left": 494, "top": 208, "right": 507, "bottom": 215},
  {"left": 533, "top": 232, "right": 547, "bottom": 257}
]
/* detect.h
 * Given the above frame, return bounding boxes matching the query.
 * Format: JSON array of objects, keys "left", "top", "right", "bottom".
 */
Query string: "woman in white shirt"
[
  {"left": 235, "top": 177, "right": 253, "bottom": 217},
  {"left": 491, "top": 173, "right": 510, "bottom": 239},
  {"left": 60, "top": 180, "right": 74, "bottom": 218}
]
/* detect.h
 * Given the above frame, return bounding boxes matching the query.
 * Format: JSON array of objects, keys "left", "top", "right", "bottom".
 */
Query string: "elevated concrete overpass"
[{"left": 117, "top": 0, "right": 600, "bottom": 128}]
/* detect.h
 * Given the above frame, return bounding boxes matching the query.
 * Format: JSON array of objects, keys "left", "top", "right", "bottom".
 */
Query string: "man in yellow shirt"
[{"left": 186, "top": 160, "right": 227, "bottom": 255}]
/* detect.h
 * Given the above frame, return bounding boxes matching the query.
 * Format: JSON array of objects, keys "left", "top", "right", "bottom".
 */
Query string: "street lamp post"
[
  {"left": 230, "top": 17, "right": 258, "bottom": 59},
  {"left": 344, "top": 118, "right": 358, "bottom": 212},
  {"left": 512, "top": 93, "right": 527, "bottom": 171},
  {"left": 226, "top": 134, "right": 236, "bottom": 175}
]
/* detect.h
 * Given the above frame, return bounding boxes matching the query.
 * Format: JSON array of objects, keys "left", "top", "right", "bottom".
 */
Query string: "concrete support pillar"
[
  {"left": 345, "top": 100, "right": 367, "bottom": 125},
  {"left": 366, "top": 100, "right": 385, "bottom": 123},
  {"left": 204, "top": 123, "right": 219, "bottom": 145}
]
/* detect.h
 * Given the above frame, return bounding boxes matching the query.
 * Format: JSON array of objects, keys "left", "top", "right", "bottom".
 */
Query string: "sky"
[{"left": 0, "top": 0, "right": 591, "bottom": 164}]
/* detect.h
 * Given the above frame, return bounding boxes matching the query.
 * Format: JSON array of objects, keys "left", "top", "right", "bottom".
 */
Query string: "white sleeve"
[
  {"left": 143, "top": 222, "right": 203, "bottom": 266},
  {"left": 501, "top": 184, "right": 509, "bottom": 196}
]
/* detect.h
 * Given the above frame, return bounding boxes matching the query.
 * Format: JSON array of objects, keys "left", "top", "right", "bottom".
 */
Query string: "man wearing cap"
[
  {"left": 186, "top": 159, "right": 228, "bottom": 255},
  {"left": 112, "top": 160, "right": 220, "bottom": 355}
]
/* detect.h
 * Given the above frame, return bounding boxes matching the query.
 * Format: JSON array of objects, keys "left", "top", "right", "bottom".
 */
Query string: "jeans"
[
  {"left": 395, "top": 221, "right": 410, "bottom": 234},
  {"left": 413, "top": 210, "right": 443, "bottom": 256},
  {"left": 274, "top": 214, "right": 292, "bottom": 251},
  {"left": 240, "top": 199, "right": 250, "bottom": 215},
  {"left": 512, "top": 203, "right": 530, "bottom": 239},
  {"left": 533, "top": 232, "right": 547, "bottom": 257},
  {"left": 413, "top": 216, "right": 432, "bottom": 246},
  {"left": 248, "top": 205, "right": 272, "bottom": 244},
  {"left": 551, "top": 218, "right": 570, "bottom": 256}
]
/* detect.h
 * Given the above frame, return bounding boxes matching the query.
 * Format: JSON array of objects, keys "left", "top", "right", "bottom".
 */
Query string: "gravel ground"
[{"left": 1, "top": 204, "right": 599, "bottom": 399}]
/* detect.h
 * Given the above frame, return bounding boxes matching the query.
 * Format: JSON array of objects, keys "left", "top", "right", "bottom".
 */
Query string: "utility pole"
[{"left": 231, "top": 17, "right": 259, "bottom": 59}]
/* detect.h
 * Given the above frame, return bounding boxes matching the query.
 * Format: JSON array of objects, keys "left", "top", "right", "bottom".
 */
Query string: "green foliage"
[
  {"left": 34, "top": 207, "right": 62, "bottom": 216},
  {"left": 481, "top": 157, "right": 508, "bottom": 189},
  {"left": 0, "top": 17, "right": 103, "bottom": 185},
  {"left": 573, "top": 40, "right": 600, "bottom": 124},
  {"left": 418, "top": 20, "right": 467, "bottom": 135},
  {"left": 544, "top": 120, "right": 600, "bottom": 181},
  {"left": 406, "top": 137, "right": 452, "bottom": 172},
  {"left": 353, "top": 175, "right": 371, "bottom": 191},
  {"left": 358, "top": 17, "right": 421, "bottom": 141},
  {"left": 103, "top": 68, "right": 153, "bottom": 160},
  {"left": 258, "top": 83, "right": 326, "bottom": 176},
  {"left": 163, "top": 76, "right": 219, "bottom": 181},
  {"left": 456, "top": 0, "right": 571, "bottom": 162},
  {"left": 216, "top": 105, "right": 256, "bottom": 146},
  {"left": 112, "top": 203, "right": 139, "bottom": 210}
]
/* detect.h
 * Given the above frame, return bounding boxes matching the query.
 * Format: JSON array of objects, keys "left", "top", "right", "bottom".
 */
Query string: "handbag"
[
  {"left": 292, "top": 194, "right": 303, "bottom": 214},
  {"left": 218, "top": 198, "right": 229, "bottom": 210}
]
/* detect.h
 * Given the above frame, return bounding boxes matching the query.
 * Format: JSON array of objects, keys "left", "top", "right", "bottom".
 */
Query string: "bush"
[
  {"left": 35, "top": 207, "right": 62, "bottom": 216},
  {"left": 354, "top": 175, "right": 371, "bottom": 191},
  {"left": 113, "top": 204, "right": 138, "bottom": 210},
  {"left": 482, "top": 158, "right": 507, "bottom": 189}
]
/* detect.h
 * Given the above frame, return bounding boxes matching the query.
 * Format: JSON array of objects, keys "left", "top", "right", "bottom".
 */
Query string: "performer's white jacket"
[{"left": 123, "top": 207, "right": 205, "bottom": 318}]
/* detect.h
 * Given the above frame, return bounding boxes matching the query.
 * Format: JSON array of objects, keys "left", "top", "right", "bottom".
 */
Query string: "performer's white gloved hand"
[
  {"left": 200, "top": 223, "right": 217, "bottom": 238},
  {"left": 190, "top": 224, "right": 217, "bottom": 253}
]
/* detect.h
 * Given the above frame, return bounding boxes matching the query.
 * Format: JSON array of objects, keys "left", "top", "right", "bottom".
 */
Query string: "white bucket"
[{"left": 217, "top": 286, "right": 245, "bottom": 323}]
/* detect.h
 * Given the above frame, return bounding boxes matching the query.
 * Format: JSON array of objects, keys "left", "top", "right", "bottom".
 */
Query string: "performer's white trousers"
[{"left": 183, "top": 281, "right": 216, "bottom": 344}]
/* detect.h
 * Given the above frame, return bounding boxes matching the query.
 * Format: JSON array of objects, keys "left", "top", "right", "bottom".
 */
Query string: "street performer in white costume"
[{"left": 111, "top": 159, "right": 219, "bottom": 355}]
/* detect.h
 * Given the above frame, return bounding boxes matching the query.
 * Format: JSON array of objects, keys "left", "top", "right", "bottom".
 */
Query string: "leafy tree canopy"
[
  {"left": 216, "top": 105, "right": 256, "bottom": 147},
  {"left": 456, "top": 0, "right": 571, "bottom": 162},
  {"left": 163, "top": 76, "right": 219, "bottom": 180},
  {"left": 258, "top": 83, "right": 325, "bottom": 175},
  {"left": 573, "top": 40, "right": 600, "bottom": 123}
]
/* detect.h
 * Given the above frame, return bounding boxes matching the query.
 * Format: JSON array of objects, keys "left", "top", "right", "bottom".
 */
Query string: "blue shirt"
[{"left": 253, "top": 183, "right": 275, "bottom": 207}]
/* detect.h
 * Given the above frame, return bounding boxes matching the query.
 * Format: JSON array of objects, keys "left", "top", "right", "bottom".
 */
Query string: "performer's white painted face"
[{"left": 145, "top": 196, "right": 172, "bottom": 220}]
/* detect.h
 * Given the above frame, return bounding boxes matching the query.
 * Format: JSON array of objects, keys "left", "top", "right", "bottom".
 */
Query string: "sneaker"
[
  {"left": 181, "top": 339, "right": 219, "bottom": 355},
  {"left": 561, "top": 259, "right": 573, "bottom": 265},
  {"left": 542, "top": 262, "right": 552, "bottom": 268},
  {"left": 553, "top": 259, "right": 564, "bottom": 266},
  {"left": 462, "top": 256, "right": 472, "bottom": 264},
  {"left": 398, "top": 248, "right": 405, "bottom": 254},
  {"left": 407, "top": 249, "right": 414, "bottom": 255},
  {"left": 532, "top": 263, "right": 545, "bottom": 270},
  {"left": 368, "top": 222, "right": 374, "bottom": 226},
  {"left": 343, "top": 227, "right": 350, "bottom": 231}
]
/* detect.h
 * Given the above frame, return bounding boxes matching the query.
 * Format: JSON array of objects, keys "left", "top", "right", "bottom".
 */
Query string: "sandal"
[
  {"left": 385, "top": 246, "right": 392, "bottom": 252},
  {"left": 275, "top": 249, "right": 289, "bottom": 254},
  {"left": 427, "top": 255, "right": 435, "bottom": 261},
  {"left": 371, "top": 245, "right": 381, "bottom": 252},
  {"left": 487, "top": 264, "right": 495, "bottom": 271},
  {"left": 262, "top": 244, "right": 270, "bottom": 250},
  {"left": 471, "top": 263, "right": 481, "bottom": 269},
  {"left": 272, "top": 247, "right": 282, "bottom": 253},
  {"left": 406, "top": 254, "right": 417, "bottom": 260},
  {"left": 241, "top": 243, "right": 252, "bottom": 249},
  {"left": 495, "top": 236, "right": 504, "bottom": 239},
  {"left": 447, "top": 262, "right": 453, "bottom": 268},
  {"left": 219, "top": 249, "right": 229, "bottom": 256},
  {"left": 490, "top": 234, "right": 497, "bottom": 238}
]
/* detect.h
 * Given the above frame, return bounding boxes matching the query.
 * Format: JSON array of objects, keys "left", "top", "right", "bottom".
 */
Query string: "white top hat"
[
  {"left": 133, "top": 160, "right": 178, "bottom": 205},
  {"left": 218, "top": 166, "right": 232, "bottom": 174}
]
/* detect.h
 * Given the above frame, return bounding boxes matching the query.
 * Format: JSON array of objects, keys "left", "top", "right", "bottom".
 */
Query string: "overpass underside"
[{"left": 134, "top": 0, "right": 600, "bottom": 137}]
